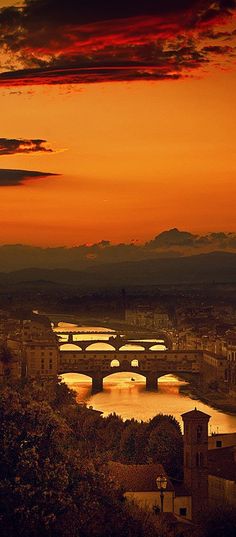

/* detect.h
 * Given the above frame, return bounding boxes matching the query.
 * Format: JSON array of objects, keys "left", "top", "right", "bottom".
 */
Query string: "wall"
[
  {"left": 208, "top": 475, "right": 236, "bottom": 507},
  {"left": 202, "top": 352, "right": 228, "bottom": 387},
  {"left": 208, "top": 434, "right": 236, "bottom": 450},
  {"left": 174, "top": 496, "right": 192, "bottom": 520},
  {"left": 25, "top": 342, "right": 59, "bottom": 378},
  {"left": 124, "top": 490, "right": 174, "bottom": 513}
]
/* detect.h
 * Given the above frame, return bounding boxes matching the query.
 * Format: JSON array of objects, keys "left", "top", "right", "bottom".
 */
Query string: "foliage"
[
  {"left": 0, "top": 344, "right": 14, "bottom": 364},
  {"left": 0, "top": 382, "right": 169, "bottom": 537},
  {"left": 197, "top": 505, "right": 236, "bottom": 537}
]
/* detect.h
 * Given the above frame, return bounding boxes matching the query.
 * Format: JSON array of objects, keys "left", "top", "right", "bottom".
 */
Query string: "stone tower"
[{"left": 182, "top": 408, "right": 210, "bottom": 523}]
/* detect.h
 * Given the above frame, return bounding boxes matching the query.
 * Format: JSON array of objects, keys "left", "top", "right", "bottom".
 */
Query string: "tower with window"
[{"left": 182, "top": 408, "right": 210, "bottom": 522}]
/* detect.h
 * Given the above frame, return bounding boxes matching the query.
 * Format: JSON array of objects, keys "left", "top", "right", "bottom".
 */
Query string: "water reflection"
[
  {"left": 56, "top": 323, "right": 236, "bottom": 433},
  {"left": 61, "top": 372, "right": 236, "bottom": 433}
]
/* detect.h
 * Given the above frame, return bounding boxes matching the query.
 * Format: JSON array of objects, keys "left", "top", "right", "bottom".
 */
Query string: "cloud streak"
[
  {"left": 0, "top": 0, "right": 235, "bottom": 85},
  {"left": 0, "top": 137, "right": 53, "bottom": 155},
  {"left": 0, "top": 168, "right": 58, "bottom": 186}
]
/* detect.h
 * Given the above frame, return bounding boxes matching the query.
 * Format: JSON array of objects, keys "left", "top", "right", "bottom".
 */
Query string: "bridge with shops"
[
  {"left": 58, "top": 347, "right": 202, "bottom": 393},
  {"left": 56, "top": 330, "right": 227, "bottom": 393}
]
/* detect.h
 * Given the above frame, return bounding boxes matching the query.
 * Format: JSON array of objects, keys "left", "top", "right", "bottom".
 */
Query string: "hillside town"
[{"left": 0, "top": 303, "right": 235, "bottom": 534}]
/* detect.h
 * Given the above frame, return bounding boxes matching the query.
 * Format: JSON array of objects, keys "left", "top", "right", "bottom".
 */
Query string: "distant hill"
[
  {"left": 0, "top": 251, "right": 235, "bottom": 287},
  {"left": 0, "top": 230, "right": 235, "bottom": 272}
]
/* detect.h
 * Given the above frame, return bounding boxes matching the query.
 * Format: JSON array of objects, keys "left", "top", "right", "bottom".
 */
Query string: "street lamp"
[{"left": 156, "top": 475, "right": 168, "bottom": 513}]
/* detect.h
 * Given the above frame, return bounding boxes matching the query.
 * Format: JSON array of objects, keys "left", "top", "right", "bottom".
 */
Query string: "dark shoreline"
[{"left": 180, "top": 384, "right": 236, "bottom": 415}]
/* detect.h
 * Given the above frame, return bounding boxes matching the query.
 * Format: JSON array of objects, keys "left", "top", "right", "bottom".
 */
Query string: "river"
[{"left": 55, "top": 322, "right": 236, "bottom": 433}]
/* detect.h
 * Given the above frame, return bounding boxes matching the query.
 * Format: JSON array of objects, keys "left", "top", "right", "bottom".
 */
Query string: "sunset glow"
[{"left": 0, "top": 1, "right": 235, "bottom": 246}]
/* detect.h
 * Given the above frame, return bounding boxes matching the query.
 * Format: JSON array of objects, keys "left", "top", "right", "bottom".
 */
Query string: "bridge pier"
[
  {"left": 146, "top": 373, "right": 158, "bottom": 391},
  {"left": 92, "top": 375, "right": 103, "bottom": 394},
  {"left": 67, "top": 333, "right": 74, "bottom": 344}
]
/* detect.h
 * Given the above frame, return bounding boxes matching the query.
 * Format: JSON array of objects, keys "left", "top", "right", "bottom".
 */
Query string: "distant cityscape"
[{"left": 0, "top": 300, "right": 235, "bottom": 527}]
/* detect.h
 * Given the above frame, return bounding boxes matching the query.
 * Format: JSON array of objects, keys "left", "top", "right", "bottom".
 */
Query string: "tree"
[
  {"left": 147, "top": 423, "right": 183, "bottom": 479},
  {"left": 119, "top": 422, "right": 141, "bottom": 463},
  {"left": 197, "top": 505, "right": 236, "bottom": 537},
  {"left": 0, "top": 386, "right": 164, "bottom": 537},
  {"left": 0, "top": 344, "right": 14, "bottom": 364}
]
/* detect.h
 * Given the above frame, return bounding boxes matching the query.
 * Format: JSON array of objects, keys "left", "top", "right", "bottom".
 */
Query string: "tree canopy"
[{"left": 0, "top": 380, "right": 173, "bottom": 537}]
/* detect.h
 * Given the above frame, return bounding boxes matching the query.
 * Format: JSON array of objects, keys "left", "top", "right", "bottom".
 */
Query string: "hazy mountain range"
[
  {"left": 0, "top": 251, "right": 235, "bottom": 287},
  {"left": 0, "top": 229, "right": 236, "bottom": 273}
]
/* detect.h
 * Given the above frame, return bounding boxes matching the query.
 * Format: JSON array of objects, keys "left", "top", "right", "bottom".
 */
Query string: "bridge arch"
[
  {"left": 60, "top": 372, "right": 93, "bottom": 383},
  {"left": 150, "top": 344, "right": 166, "bottom": 351},
  {"left": 85, "top": 342, "right": 116, "bottom": 351},
  {"left": 60, "top": 343, "right": 82, "bottom": 351},
  {"left": 119, "top": 344, "right": 145, "bottom": 351},
  {"left": 103, "top": 371, "right": 146, "bottom": 383}
]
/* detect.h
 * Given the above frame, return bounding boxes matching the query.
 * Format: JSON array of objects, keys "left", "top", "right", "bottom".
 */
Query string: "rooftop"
[
  {"left": 182, "top": 408, "right": 211, "bottom": 420},
  {"left": 108, "top": 462, "right": 174, "bottom": 492}
]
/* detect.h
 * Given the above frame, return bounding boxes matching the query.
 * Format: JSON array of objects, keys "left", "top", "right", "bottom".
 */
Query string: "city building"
[
  {"left": 22, "top": 315, "right": 59, "bottom": 380},
  {"left": 108, "top": 409, "right": 217, "bottom": 524},
  {"left": 208, "top": 445, "right": 236, "bottom": 507},
  {"left": 108, "top": 462, "right": 192, "bottom": 520},
  {"left": 125, "top": 306, "right": 171, "bottom": 330},
  {"left": 182, "top": 409, "right": 210, "bottom": 522},
  {"left": 24, "top": 340, "right": 59, "bottom": 379}
]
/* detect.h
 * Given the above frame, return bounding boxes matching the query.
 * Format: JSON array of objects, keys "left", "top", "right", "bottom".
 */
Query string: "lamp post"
[{"left": 156, "top": 475, "right": 168, "bottom": 513}]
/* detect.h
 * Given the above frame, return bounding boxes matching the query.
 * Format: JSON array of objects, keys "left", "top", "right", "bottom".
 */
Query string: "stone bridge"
[
  {"left": 59, "top": 349, "right": 201, "bottom": 393},
  {"left": 56, "top": 331, "right": 173, "bottom": 351}
]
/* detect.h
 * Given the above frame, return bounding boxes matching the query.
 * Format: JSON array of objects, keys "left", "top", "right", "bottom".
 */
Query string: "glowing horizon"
[{"left": 0, "top": 1, "right": 235, "bottom": 246}]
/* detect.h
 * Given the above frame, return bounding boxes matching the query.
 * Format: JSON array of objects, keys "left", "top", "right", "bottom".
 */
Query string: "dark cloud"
[
  {"left": 145, "top": 229, "right": 236, "bottom": 252},
  {"left": 201, "top": 44, "right": 234, "bottom": 54},
  {"left": 0, "top": 0, "right": 235, "bottom": 85},
  {"left": 0, "top": 137, "right": 53, "bottom": 155},
  {"left": 146, "top": 228, "right": 198, "bottom": 248},
  {"left": 0, "top": 228, "right": 236, "bottom": 270},
  {"left": 0, "top": 168, "right": 58, "bottom": 186}
]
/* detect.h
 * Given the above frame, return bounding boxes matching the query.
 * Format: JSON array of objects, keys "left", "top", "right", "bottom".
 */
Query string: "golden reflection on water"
[
  {"left": 61, "top": 372, "right": 236, "bottom": 433},
  {"left": 57, "top": 324, "right": 236, "bottom": 433}
]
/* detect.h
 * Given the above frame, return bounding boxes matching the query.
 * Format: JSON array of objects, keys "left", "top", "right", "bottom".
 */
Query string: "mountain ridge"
[{"left": 0, "top": 251, "right": 235, "bottom": 286}]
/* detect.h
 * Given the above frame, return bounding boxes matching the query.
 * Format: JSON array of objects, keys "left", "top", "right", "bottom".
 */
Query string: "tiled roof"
[
  {"left": 208, "top": 446, "right": 236, "bottom": 481},
  {"left": 182, "top": 408, "right": 211, "bottom": 420},
  {"left": 108, "top": 462, "right": 174, "bottom": 492}
]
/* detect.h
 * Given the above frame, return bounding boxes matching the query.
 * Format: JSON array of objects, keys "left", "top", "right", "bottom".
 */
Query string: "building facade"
[{"left": 182, "top": 409, "right": 210, "bottom": 522}]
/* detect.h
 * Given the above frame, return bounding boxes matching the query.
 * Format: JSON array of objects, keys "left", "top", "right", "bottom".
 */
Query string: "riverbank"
[{"left": 181, "top": 384, "right": 236, "bottom": 414}]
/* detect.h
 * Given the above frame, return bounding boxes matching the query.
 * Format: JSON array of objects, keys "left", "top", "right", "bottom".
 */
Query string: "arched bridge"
[
  {"left": 59, "top": 349, "right": 201, "bottom": 393},
  {"left": 56, "top": 332, "right": 173, "bottom": 351}
]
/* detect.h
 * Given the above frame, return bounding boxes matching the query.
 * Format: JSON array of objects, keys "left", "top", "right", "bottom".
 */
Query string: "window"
[
  {"left": 197, "top": 425, "right": 203, "bottom": 442},
  {"left": 179, "top": 508, "right": 187, "bottom": 517},
  {"left": 196, "top": 452, "right": 203, "bottom": 467}
]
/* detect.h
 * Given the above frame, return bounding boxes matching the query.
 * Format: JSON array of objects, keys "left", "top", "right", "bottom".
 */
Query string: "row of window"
[
  {"left": 228, "top": 351, "right": 236, "bottom": 362},
  {"left": 30, "top": 351, "right": 54, "bottom": 356},
  {"left": 41, "top": 358, "right": 53, "bottom": 371}
]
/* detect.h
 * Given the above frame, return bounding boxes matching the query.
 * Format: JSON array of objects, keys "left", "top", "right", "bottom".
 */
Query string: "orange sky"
[{"left": 0, "top": 34, "right": 236, "bottom": 245}]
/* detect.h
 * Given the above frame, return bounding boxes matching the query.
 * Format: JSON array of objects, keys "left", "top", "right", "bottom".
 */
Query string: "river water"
[{"left": 56, "top": 322, "right": 236, "bottom": 433}]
